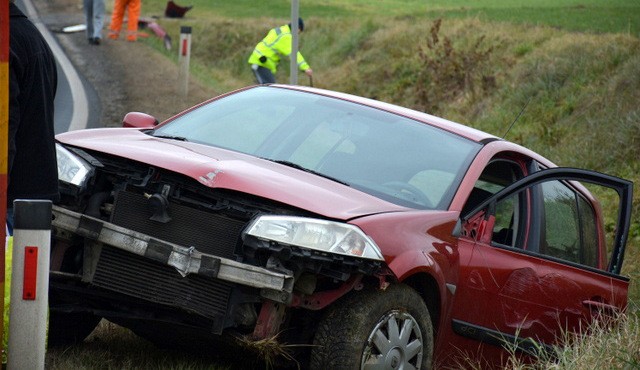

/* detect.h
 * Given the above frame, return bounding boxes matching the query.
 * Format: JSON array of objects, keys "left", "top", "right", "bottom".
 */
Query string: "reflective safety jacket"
[{"left": 248, "top": 25, "right": 311, "bottom": 74}]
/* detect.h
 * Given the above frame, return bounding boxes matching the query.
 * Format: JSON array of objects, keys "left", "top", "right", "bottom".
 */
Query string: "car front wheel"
[{"left": 310, "top": 283, "right": 433, "bottom": 370}]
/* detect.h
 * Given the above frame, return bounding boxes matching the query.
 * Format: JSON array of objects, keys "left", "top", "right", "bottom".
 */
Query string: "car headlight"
[
  {"left": 244, "top": 215, "right": 384, "bottom": 261},
  {"left": 56, "top": 144, "right": 94, "bottom": 188}
]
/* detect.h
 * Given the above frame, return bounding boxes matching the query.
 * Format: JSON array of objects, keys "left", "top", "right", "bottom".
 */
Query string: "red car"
[{"left": 51, "top": 85, "right": 632, "bottom": 369}]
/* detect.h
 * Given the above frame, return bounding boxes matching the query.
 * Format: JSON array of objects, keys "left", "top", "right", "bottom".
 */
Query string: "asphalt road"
[{"left": 14, "top": 0, "right": 95, "bottom": 134}]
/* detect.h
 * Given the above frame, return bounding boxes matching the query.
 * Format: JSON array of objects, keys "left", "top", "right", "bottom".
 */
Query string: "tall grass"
[
  {"left": 455, "top": 309, "right": 640, "bottom": 370},
  {"left": 509, "top": 310, "right": 640, "bottom": 369}
]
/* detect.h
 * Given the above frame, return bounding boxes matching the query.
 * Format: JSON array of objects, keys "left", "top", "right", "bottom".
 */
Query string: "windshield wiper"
[
  {"left": 150, "top": 133, "right": 189, "bottom": 141},
  {"left": 269, "top": 159, "right": 350, "bottom": 186}
]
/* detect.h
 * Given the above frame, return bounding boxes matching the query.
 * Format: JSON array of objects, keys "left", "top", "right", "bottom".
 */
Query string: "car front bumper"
[{"left": 52, "top": 205, "right": 295, "bottom": 295}]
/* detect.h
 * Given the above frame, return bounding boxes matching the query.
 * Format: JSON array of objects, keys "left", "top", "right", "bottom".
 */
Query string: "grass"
[
  {"left": 458, "top": 309, "right": 640, "bottom": 369},
  {"left": 56, "top": 0, "right": 640, "bottom": 368},
  {"left": 508, "top": 309, "right": 640, "bottom": 369}
]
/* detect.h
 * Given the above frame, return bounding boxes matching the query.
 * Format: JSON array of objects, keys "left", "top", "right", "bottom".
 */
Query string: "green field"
[{"left": 140, "top": 0, "right": 640, "bottom": 33}]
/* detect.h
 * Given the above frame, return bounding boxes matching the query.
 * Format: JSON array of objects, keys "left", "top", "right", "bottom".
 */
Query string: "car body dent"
[
  {"left": 454, "top": 245, "right": 629, "bottom": 343},
  {"left": 56, "top": 128, "right": 411, "bottom": 220}
]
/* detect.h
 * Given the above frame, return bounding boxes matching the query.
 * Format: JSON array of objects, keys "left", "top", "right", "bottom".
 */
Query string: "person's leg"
[
  {"left": 93, "top": 0, "right": 105, "bottom": 41},
  {"left": 83, "top": 0, "right": 94, "bottom": 42},
  {"left": 251, "top": 65, "right": 276, "bottom": 84},
  {"left": 126, "top": 0, "right": 141, "bottom": 41},
  {"left": 109, "top": 0, "right": 126, "bottom": 39}
]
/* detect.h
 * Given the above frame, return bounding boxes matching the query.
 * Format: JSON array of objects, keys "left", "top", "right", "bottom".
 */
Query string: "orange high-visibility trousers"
[{"left": 108, "top": 0, "right": 141, "bottom": 41}]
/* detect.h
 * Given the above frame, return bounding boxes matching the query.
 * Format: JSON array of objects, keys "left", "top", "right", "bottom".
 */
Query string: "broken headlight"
[
  {"left": 244, "top": 215, "right": 384, "bottom": 261},
  {"left": 56, "top": 143, "right": 94, "bottom": 189}
]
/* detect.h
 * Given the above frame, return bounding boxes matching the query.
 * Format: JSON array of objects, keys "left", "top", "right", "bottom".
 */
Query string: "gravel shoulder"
[{"left": 36, "top": 0, "right": 217, "bottom": 128}]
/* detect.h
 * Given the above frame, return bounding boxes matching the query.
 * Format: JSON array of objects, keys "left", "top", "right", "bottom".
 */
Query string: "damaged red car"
[{"left": 50, "top": 84, "right": 633, "bottom": 369}]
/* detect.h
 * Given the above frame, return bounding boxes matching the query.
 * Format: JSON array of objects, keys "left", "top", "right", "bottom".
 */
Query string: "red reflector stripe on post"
[
  {"left": 23, "top": 247, "right": 38, "bottom": 300},
  {"left": 182, "top": 39, "right": 187, "bottom": 56}
]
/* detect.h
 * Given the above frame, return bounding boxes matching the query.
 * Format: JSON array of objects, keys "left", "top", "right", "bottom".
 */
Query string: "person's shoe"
[
  {"left": 108, "top": 34, "right": 118, "bottom": 40},
  {"left": 93, "top": 38, "right": 101, "bottom": 45}
]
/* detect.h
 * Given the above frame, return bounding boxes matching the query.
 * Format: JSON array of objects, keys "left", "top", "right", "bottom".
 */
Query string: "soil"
[{"left": 36, "top": 0, "right": 218, "bottom": 128}]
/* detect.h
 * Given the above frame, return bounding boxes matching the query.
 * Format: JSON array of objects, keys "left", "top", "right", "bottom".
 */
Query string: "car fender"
[
  {"left": 351, "top": 211, "right": 460, "bottom": 314},
  {"left": 388, "top": 248, "right": 449, "bottom": 304}
]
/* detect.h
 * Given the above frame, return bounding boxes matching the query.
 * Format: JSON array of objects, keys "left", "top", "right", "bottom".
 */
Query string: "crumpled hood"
[{"left": 57, "top": 128, "right": 410, "bottom": 220}]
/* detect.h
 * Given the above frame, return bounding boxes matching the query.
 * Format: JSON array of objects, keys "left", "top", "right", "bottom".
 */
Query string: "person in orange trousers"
[{"left": 108, "top": 0, "right": 141, "bottom": 41}]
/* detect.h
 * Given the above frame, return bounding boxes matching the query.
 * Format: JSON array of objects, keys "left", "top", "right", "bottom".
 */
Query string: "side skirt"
[{"left": 451, "top": 319, "right": 555, "bottom": 356}]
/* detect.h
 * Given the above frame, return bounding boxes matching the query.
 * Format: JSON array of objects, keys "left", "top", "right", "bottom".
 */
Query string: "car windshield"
[{"left": 153, "top": 86, "right": 481, "bottom": 210}]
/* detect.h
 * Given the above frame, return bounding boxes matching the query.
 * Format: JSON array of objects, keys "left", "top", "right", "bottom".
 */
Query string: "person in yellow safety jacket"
[
  {"left": 248, "top": 17, "right": 313, "bottom": 84},
  {"left": 108, "top": 0, "right": 141, "bottom": 41}
]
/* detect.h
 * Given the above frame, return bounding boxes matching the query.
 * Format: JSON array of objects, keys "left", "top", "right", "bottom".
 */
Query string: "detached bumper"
[{"left": 52, "top": 205, "right": 294, "bottom": 294}]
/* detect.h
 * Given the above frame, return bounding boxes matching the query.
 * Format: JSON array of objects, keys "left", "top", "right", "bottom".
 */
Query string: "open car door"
[{"left": 450, "top": 167, "right": 632, "bottom": 360}]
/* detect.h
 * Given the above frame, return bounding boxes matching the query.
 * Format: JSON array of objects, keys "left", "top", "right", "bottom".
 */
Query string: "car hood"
[{"left": 57, "top": 128, "right": 411, "bottom": 220}]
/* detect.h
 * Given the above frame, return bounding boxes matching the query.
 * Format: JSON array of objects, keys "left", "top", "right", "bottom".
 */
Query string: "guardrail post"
[
  {"left": 7, "top": 200, "right": 52, "bottom": 370},
  {"left": 178, "top": 26, "right": 192, "bottom": 97}
]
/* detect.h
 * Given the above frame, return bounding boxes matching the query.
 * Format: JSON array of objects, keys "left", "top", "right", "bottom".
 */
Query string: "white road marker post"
[
  {"left": 7, "top": 200, "right": 52, "bottom": 370},
  {"left": 178, "top": 26, "right": 192, "bottom": 97}
]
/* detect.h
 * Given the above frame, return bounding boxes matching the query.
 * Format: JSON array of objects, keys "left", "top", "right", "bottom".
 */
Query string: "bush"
[{"left": 415, "top": 19, "right": 496, "bottom": 113}]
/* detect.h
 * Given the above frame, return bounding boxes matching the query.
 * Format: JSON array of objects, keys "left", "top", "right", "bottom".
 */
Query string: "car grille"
[
  {"left": 93, "top": 245, "right": 233, "bottom": 320},
  {"left": 110, "top": 190, "right": 245, "bottom": 259},
  {"left": 91, "top": 190, "right": 247, "bottom": 322}
]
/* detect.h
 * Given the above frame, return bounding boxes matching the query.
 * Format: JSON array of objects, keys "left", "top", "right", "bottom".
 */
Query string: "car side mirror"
[{"left": 122, "top": 112, "right": 159, "bottom": 128}]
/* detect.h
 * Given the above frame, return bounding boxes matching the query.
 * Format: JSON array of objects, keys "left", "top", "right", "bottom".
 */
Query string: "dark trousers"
[{"left": 251, "top": 65, "right": 276, "bottom": 84}]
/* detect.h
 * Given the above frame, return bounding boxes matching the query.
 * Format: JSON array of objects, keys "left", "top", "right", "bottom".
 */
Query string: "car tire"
[
  {"left": 309, "top": 283, "right": 433, "bottom": 370},
  {"left": 48, "top": 312, "right": 101, "bottom": 346}
]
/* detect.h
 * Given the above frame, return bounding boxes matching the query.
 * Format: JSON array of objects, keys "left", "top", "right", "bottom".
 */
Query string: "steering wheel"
[{"left": 383, "top": 181, "right": 433, "bottom": 208}]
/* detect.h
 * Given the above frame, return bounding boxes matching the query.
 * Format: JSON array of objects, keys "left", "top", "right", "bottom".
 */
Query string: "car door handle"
[{"left": 582, "top": 299, "right": 620, "bottom": 316}]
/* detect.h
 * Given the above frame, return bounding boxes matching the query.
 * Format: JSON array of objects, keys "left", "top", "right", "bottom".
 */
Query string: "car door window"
[
  {"left": 465, "top": 168, "right": 632, "bottom": 273},
  {"left": 492, "top": 193, "right": 520, "bottom": 247},
  {"left": 462, "top": 159, "right": 524, "bottom": 249},
  {"left": 539, "top": 180, "right": 598, "bottom": 268}
]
